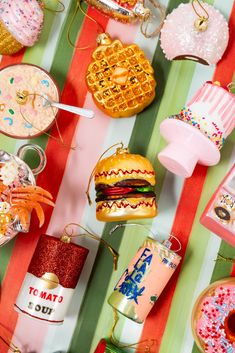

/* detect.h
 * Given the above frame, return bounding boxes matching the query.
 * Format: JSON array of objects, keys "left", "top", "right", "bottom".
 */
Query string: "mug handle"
[{"left": 16, "top": 144, "right": 47, "bottom": 176}]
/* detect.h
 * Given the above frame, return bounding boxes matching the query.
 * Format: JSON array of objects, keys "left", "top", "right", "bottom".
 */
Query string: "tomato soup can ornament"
[
  {"left": 108, "top": 237, "right": 181, "bottom": 323},
  {"left": 15, "top": 234, "right": 89, "bottom": 324},
  {"left": 94, "top": 339, "right": 126, "bottom": 353}
]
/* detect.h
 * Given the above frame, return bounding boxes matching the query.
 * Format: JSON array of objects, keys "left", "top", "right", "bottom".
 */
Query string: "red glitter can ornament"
[{"left": 15, "top": 234, "right": 89, "bottom": 324}]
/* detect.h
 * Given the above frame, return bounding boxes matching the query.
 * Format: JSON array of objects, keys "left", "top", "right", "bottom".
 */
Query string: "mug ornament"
[
  {"left": 160, "top": 0, "right": 229, "bottom": 66},
  {"left": 158, "top": 81, "right": 235, "bottom": 178},
  {"left": 191, "top": 278, "right": 235, "bottom": 353},
  {"left": 87, "top": 143, "right": 158, "bottom": 222},
  {"left": 0, "top": 144, "right": 54, "bottom": 246},
  {"left": 200, "top": 164, "right": 235, "bottom": 247},
  {"left": 86, "top": 33, "right": 156, "bottom": 118},
  {"left": 0, "top": 0, "right": 44, "bottom": 56}
]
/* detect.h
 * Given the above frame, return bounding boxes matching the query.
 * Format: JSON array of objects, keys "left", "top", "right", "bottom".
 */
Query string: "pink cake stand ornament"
[
  {"left": 158, "top": 82, "right": 235, "bottom": 178},
  {"left": 160, "top": 0, "right": 229, "bottom": 66}
]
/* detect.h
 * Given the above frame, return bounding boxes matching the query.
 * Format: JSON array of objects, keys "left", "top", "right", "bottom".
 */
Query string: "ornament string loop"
[
  {"left": 42, "top": 0, "right": 65, "bottom": 13},
  {"left": 18, "top": 92, "right": 76, "bottom": 150},
  {"left": 85, "top": 142, "right": 125, "bottom": 205},
  {"left": 215, "top": 253, "right": 235, "bottom": 263},
  {"left": 62, "top": 223, "right": 119, "bottom": 270},
  {"left": 0, "top": 324, "right": 21, "bottom": 353},
  {"left": 67, "top": 0, "right": 105, "bottom": 49},
  {"left": 141, "top": 0, "right": 166, "bottom": 38},
  {"left": 110, "top": 309, "right": 157, "bottom": 352},
  {"left": 110, "top": 224, "right": 182, "bottom": 253},
  {"left": 192, "top": 0, "right": 209, "bottom": 20}
]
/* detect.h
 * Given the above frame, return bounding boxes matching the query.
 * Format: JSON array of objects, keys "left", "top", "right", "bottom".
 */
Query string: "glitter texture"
[
  {"left": 196, "top": 285, "right": 235, "bottom": 353},
  {"left": 28, "top": 234, "right": 89, "bottom": 289},
  {"left": 0, "top": 0, "right": 44, "bottom": 47},
  {"left": 160, "top": 3, "right": 229, "bottom": 65}
]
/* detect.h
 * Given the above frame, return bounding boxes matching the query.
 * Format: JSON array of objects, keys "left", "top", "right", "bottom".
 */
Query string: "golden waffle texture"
[
  {"left": 0, "top": 21, "right": 24, "bottom": 55},
  {"left": 86, "top": 36, "right": 156, "bottom": 118}
]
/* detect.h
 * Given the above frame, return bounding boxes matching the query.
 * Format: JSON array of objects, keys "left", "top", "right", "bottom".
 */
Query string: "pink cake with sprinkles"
[
  {"left": 170, "top": 82, "right": 235, "bottom": 150},
  {"left": 192, "top": 278, "right": 235, "bottom": 353}
]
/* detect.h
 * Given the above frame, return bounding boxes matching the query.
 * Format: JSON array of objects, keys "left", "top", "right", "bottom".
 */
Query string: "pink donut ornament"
[
  {"left": 192, "top": 278, "right": 235, "bottom": 353},
  {"left": 160, "top": 2, "right": 229, "bottom": 66}
]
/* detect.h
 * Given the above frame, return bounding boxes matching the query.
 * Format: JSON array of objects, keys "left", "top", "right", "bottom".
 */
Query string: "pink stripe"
[
  {"left": 222, "top": 99, "right": 235, "bottom": 122},
  {"left": 224, "top": 112, "right": 235, "bottom": 135},
  {"left": 208, "top": 85, "right": 218, "bottom": 102},
  {"left": 202, "top": 84, "right": 213, "bottom": 102},
  {"left": 187, "top": 84, "right": 205, "bottom": 106},
  {"left": 218, "top": 95, "right": 233, "bottom": 116},
  {"left": 208, "top": 90, "right": 225, "bottom": 115}
]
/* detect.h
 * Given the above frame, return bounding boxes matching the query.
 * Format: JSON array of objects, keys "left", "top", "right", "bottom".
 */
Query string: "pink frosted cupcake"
[{"left": 0, "top": 0, "right": 44, "bottom": 55}]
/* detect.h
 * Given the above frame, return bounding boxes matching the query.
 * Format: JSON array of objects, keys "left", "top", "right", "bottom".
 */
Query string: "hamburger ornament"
[
  {"left": 86, "top": 33, "right": 156, "bottom": 118},
  {"left": 87, "top": 143, "right": 158, "bottom": 222}
]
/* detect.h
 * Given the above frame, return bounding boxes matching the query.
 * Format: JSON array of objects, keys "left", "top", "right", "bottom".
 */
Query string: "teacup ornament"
[
  {"left": 0, "top": 144, "right": 54, "bottom": 246},
  {"left": 86, "top": 33, "right": 156, "bottom": 118}
]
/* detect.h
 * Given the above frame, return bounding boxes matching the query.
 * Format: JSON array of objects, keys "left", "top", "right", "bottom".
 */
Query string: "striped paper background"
[{"left": 0, "top": 0, "right": 234, "bottom": 352}]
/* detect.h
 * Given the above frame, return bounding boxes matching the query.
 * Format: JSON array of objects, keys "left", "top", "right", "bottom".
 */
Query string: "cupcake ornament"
[
  {"left": 160, "top": 0, "right": 229, "bottom": 65},
  {"left": 0, "top": 0, "right": 44, "bottom": 55}
]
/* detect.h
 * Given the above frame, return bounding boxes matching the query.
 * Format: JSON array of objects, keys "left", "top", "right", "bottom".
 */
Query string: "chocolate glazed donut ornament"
[
  {"left": 15, "top": 224, "right": 119, "bottom": 324},
  {"left": 86, "top": 142, "right": 158, "bottom": 222}
]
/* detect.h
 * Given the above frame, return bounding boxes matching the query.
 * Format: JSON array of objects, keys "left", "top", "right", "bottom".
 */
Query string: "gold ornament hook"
[
  {"left": 141, "top": 0, "right": 166, "bottom": 38},
  {"left": 192, "top": 0, "right": 209, "bottom": 32},
  {"left": 62, "top": 223, "right": 119, "bottom": 270},
  {"left": 85, "top": 142, "right": 125, "bottom": 205}
]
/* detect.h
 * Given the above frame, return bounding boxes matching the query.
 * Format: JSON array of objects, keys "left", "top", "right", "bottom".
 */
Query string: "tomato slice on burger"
[{"left": 103, "top": 187, "right": 134, "bottom": 195}]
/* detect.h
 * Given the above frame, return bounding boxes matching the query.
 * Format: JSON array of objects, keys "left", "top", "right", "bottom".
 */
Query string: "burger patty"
[
  {"left": 95, "top": 178, "right": 151, "bottom": 191},
  {"left": 95, "top": 179, "right": 156, "bottom": 202},
  {"left": 96, "top": 192, "right": 156, "bottom": 202}
]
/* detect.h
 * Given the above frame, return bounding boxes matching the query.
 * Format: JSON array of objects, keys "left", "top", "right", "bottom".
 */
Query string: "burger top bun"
[{"left": 94, "top": 147, "right": 156, "bottom": 186}]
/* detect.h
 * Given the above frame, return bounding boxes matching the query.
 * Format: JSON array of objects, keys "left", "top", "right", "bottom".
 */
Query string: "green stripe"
[
  {"left": 68, "top": 1, "right": 197, "bottom": 352},
  {"left": 159, "top": 131, "right": 235, "bottom": 353}
]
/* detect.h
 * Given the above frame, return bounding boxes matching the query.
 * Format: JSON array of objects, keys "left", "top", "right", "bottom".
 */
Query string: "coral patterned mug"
[{"left": 0, "top": 144, "right": 54, "bottom": 246}]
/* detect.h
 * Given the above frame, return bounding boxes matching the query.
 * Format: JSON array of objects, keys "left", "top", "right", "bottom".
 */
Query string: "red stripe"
[
  {"left": 0, "top": 50, "right": 25, "bottom": 69},
  {"left": 138, "top": 3, "right": 235, "bottom": 351},
  {"left": 0, "top": 10, "right": 109, "bottom": 352}
]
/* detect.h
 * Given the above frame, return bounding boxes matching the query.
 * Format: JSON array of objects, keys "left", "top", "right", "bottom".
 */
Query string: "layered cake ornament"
[
  {"left": 15, "top": 234, "right": 89, "bottom": 324},
  {"left": 160, "top": 1, "right": 229, "bottom": 65},
  {"left": 200, "top": 164, "right": 235, "bottom": 247},
  {"left": 86, "top": 33, "right": 156, "bottom": 118},
  {"left": 108, "top": 236, "right": 181, "bottom": 323},
  {"left": 90, "top": 144, "right": 158, "bottom": 222},
  {"left": 0, "top": 144, "right": 54, "bottom": 247},
  {"left": 158, "top": 82, "right": 235, "bottom": 177},
  {"left": 0, "top": 64, "right": 60, "bottom": 139},
  {"left": 191, "top": 278, "right": 235, "bottom": 353},
  {"left": 0, "top": 0, "right": 44, "bottom": 55}
]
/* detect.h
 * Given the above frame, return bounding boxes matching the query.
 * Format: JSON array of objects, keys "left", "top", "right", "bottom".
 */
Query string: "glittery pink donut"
[
  {"left": 0, "top": 0, "right": 44, "bottom": 47},
  {"left": 160, "top": 3, "right": 229, "bottom": 66},
  {"left": 196, "top": 285, "right": 235, "bottom": 353}
]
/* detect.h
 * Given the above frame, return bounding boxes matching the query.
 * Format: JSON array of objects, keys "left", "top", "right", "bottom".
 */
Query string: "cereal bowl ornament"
[
  {"left": 160, "top": 1, "right": 229, "bottom": 65},
  {"left": 0, "top": 144, "right": 54, "bottom": 246},
  {"left": 0, "top": 0, "right": 44, "bottom": 55},
  {"left": 86, "top": 33, "right": 156, "bottom": 118},
  {"left": 191, "top": 278, "right": 235, "bottom": 353},
  {"left": 0, "top": 63, "right": 60, "bottom": 139},
  {"left": 89, "top": 144, "right": 157, "bottom": 222}
]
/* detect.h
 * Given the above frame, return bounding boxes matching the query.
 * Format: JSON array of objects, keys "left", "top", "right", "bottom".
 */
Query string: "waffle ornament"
[
  {"left": 0, "top": 0, "right": 44, "bottom": 56},
  {"left": 86, "top": 33, "right": 156, "bottom": 118}
]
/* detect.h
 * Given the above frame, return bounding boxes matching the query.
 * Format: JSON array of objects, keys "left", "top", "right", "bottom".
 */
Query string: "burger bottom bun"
[{"left": 96, "top": 197, "right": 157, "bottom": 222}]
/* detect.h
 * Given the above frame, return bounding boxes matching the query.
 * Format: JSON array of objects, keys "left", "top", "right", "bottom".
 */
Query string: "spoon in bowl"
[{"left": 42, "top": 95, "right": 95, "bottom": 119}]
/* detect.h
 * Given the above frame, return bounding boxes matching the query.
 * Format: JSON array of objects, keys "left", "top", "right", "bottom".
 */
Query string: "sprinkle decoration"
[
  {"left": 170, "top": 107, "right": 225, "bottom": 150},
  {"left": 196, "top": 285, "right": 235, "bottom": 353}
]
